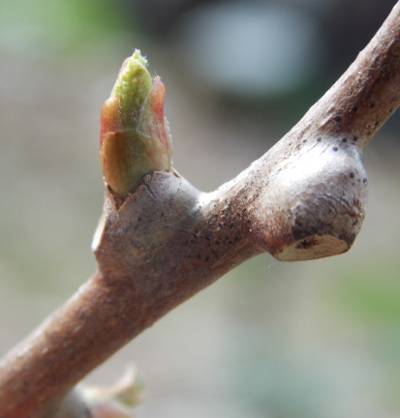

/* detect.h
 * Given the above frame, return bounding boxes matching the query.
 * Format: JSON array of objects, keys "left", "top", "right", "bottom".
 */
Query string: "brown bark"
[{"left": 1, "top": 1, "right": 400, "bottom": 417}]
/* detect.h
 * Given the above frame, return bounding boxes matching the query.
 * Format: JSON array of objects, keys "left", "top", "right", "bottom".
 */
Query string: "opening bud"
[{"left": 100, "top": 50, "right": 172, "bottom": 198}]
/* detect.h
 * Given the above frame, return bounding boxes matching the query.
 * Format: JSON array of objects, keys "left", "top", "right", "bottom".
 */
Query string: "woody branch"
[{"left": 1, "top": 1, "right": 400, "bottom": 417}]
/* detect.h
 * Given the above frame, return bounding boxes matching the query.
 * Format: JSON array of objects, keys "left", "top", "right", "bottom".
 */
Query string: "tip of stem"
[{"left": 274, "top": 234, "right": 353, "bottom": 261}]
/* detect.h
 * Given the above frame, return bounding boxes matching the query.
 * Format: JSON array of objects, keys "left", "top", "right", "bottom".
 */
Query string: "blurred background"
[{"left": 1, "top": 0, "right": 400, "bottom": 416}]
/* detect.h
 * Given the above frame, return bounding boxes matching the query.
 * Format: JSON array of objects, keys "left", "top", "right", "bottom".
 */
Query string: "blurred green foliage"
[
  {"left": 331, "top": 262, "right": 400, "bottom": 324},
  {"left": 0, "top": 0, "right": 129, "bottom": 56}
]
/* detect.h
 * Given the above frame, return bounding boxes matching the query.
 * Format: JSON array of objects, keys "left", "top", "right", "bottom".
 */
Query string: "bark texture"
[{"left": 1, "top": 2, "right": 400, "bottom": 417}]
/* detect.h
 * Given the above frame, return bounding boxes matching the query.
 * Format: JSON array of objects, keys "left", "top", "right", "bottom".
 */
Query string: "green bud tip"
[{"left": 100, "top": 50, "right": 172, "bottom": 199}]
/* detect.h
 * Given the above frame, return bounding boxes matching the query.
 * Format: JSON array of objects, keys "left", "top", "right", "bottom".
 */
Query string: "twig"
[{"left": 1, "top": 1, "right": 400, "bottom": 417}]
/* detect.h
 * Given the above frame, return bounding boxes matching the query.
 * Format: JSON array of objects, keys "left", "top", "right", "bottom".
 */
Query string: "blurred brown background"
[{"left": 1, "top": 0, "right": 400, "bottom": 417}]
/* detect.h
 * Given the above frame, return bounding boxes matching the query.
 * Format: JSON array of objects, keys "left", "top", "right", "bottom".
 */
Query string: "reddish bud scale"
[
  {"left": 138, "top": 77, "right": 169, "bottom": 146},
  {"left": 99, "top": 97, "right": 121, "bottom": 149}
]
